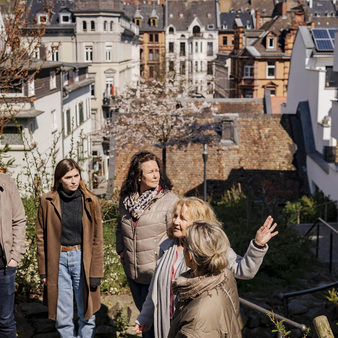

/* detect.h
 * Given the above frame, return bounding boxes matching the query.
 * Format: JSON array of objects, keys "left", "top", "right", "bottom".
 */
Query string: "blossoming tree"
[{"left": 103, "top": 76, "right": 214, "bottom": 196}]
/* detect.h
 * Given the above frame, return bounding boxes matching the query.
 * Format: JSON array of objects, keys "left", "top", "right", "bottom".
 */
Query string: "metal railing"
[
  {"left": 279, "top": 281, "right": 338, "bottom": 317},
  {"left": 239, "top": 297, "right": 308, "bottom": 336},
  {"left": 304, "top": 217, "right": 338, "bottom": 273}
]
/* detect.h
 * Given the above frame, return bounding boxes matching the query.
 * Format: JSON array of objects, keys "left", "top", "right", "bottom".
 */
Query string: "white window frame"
[
  {"left": 243, "top": 64, "right": 254, "bottom": 78},
  {"left": 28, "top": 78, "right": 35, "bottom": 97},
  {"left": 267, "top": 37, "right": 275, "bottom": 49},
  {"left": 60, "top": 14, "right": 71, "bottom": 24},
  {"left": 74, "top": 69, "right": 79, "bottom": 82},
  {"left": 37, "top": 14, "right": 47, "bottom": 24},
  {"left": 85, "top": 46, "right": 93, "bottom": 62},
  {"left": 105, "top": 77, "right": 114, "bottom": 97},
  {"left": 51, "top": 47, "right": 59, "bottom": 61},
  {"left": 266, "top": 61, "right": 276, "bottom": 79},
  {"left": 51, "top": 109, "right": 57, "bottom": 132},
  {"left": 50, "top": 71, "right": 56, "bottom": 89},
  {"left": 90, "top": 84, "right": 95, "bottom": 97},
  {"left": 105, "top": 45, "right": 112, "bottom": 61}
]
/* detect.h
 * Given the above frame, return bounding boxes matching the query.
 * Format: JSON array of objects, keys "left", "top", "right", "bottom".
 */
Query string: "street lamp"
[{"left": 202, "top": 143, "right": 208, "bottom": 201}]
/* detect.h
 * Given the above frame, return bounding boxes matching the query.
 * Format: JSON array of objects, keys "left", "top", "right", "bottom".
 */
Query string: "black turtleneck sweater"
[{"left": 59, "top": 188, "right": 83, "bottom": 246}]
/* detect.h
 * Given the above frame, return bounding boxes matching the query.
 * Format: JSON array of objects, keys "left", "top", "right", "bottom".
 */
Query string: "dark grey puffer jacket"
[{"left": 116, "top": 190, "right": 178, "bottom": 284}]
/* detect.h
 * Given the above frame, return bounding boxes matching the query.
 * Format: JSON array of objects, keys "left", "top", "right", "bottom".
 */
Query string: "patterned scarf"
[{"left": 123, "top": 185, "right": 161, "bottom": 220}]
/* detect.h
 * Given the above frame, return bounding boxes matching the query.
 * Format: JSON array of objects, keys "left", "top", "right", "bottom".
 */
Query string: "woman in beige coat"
[
  {"left": 168, "top": 221, "right": 242, "bottom": 338},
  {"left": 116, "top": 151, "right": 178, "bottom": 338},
  {"left": 36, "top": 159, "right": 103, "bottom": 338}
]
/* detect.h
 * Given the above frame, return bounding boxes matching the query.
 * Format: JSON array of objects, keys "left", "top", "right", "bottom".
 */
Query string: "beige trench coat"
[{"left": 36, "top": 190, "right": 104, "bottom": 320}]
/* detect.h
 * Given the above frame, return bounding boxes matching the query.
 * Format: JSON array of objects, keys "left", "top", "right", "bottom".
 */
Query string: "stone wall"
[{"left": 113, "top": 112, "right": 301, "bottom": 201}]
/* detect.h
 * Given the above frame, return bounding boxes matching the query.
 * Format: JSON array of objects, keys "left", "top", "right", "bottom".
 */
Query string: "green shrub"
[
  {"left": 213, "top": 186, "right": 316, "bottom": 294},
  {"left": 16, "top": 197, "right": 41, "bottom": 296},
  {"left": 283, "top": 192, "right": 337, "bottom": 224}
]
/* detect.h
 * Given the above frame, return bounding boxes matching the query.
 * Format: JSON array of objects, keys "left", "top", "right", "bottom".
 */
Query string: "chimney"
[
  {"left": 255, "top": 10, "right": 261, "bottom": 29},
  {"left": 282, "top": 0, "right": 287, "bottom": 18}
]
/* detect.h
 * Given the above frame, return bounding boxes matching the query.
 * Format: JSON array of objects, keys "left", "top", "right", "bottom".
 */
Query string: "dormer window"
[
  {"left": 37, "top": 14, "right": 47, "bottom": 24},
  {"left": 134, "top": 18, "right": 141, "bottom": 26},
  {"left": 193, "top": 26, "right": 201, "bottom": 36},
  {"left": 169, "top": 26, "right": 174, "bottom": 34},
  {"left": 60, "top": 14, "right": 71, "bottom": 24},
  {"left": 267, "top": 37, "right": 275, "bottom": 49},
  {"left": 207, "top": 24, "right": 214, "bottom": 30},
  {"left": 150, "top": 18, "right": 157, "bottom": 26}
]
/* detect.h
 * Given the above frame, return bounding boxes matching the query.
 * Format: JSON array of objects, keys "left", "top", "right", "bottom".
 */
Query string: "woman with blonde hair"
[
  {"left": 168, "top": 221, "right": 242, "bottom": 337},
  {"left": 135, "top": 197, "right": 277, "bottom": 338}
]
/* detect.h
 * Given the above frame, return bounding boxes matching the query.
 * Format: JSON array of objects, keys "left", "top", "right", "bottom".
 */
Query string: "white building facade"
[
  {"left": 285, "top": 26, "right": 338, "bottom": 200},
  {"left": 166, "top": 1, "right": 218, "bottom": 98}
]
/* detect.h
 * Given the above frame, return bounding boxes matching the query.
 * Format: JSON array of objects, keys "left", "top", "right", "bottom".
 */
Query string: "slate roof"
[
  {"left": 251, "top": 16, "right": 293, "bottom": 56},
  {"left": 167, "top": 0, "right": 217, "bottom": 31},
  {"left": 74, "top": 0, "right": 122, "bottom": 12},
  {"left": 308, "top": 0, "right": 337, "bottom": 16},
  {"left": 123, "top": 3, "right": 165, "bottom": 31},
  {"left": 312, "top": 16, "right": 338, "bottom": 26},
  {"left": 27, "top": 0, "right": 75, "bottom": 25},
  {"left": 224, "top": 0, "right": 275, "bottom": 18},
  {"left": 219, "top": 12, "right": 254, "bottom": 30}
]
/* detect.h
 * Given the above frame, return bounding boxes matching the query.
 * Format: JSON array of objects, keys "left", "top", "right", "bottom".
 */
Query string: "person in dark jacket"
[{"left": 36, "top": 159, "right": 103, "bottom": 338}]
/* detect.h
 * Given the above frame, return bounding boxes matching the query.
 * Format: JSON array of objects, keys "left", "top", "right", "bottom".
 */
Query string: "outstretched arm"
[{"left": 227, "top": 216, "right": 278, "bottom": 280}]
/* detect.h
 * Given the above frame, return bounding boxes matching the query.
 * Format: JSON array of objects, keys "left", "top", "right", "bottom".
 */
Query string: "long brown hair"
[
  {"left": 120, "top": 151, "right": 173, "bottom": 200},
  {"left": 53, "top": 159, "right": 99, "bottom": 218}
]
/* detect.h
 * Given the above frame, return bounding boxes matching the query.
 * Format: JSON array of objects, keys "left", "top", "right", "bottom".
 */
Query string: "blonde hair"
[
  {"left": 185, "top": 221, "right": 230, "bottom": 275},
  {"left": 167, "top": 197, "right": 221, "bottom": 239}
]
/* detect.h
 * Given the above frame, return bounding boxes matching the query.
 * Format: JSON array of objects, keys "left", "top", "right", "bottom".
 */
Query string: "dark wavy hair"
[{"left": 120, "top": 151, "right": 173, "bottom": 200}]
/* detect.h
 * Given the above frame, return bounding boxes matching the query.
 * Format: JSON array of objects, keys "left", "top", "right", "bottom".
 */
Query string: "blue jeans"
[
  {"left": 127, "top": 277, "right": 154, "bottom": 338},
  {"left": 56, "top": 248, "right": 95, "bottom": 338},
  {"left": 0, "top": 267, "right": 16, "bottom": 338}
]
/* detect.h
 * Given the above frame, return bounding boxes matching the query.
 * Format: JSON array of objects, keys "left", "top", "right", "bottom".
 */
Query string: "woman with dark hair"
[
  {"left": 116, "top": 151, "right": 178, "bottom": 337},
  {"left": 36, "top": 159, "right": 104, "bottom": 337}
]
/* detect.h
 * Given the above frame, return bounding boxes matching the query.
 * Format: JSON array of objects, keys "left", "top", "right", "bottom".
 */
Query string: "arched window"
[
  {"left": 91, "top": 20, "right": 95, "bottom": 31},
  {"left": 82, "top": 20, "right": 87, "bottom": 31},
  {"left": 110, "top": 21, "right": 113, "bottom": 31},
  {"left": 104, "top": 20, "right": 107, "bottom": 31},
  {"left": 169, "top": 26, "right": 174, "bottom": 34},
  {"left": 193, "top": 26, "right": 201, "bottom": 36}
]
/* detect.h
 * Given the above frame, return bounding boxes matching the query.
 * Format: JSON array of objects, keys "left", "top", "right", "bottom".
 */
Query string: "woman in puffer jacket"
[{"left": 116, "top": 151, "right": 178, "bottom": 338}]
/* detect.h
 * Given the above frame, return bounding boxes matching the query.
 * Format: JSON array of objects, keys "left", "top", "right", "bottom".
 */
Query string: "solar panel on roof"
[
  {"left": 315, "top": 39, "right": 334, "bottom": 51},
  {"left": 328, "top": 29, "right": 336, "bottom": 39},
  {"left": 311, "top": 28, "right": 337, "bottom": 52},
  {"left": 312, "top": 29, "right": 329, "bottom": 39}
]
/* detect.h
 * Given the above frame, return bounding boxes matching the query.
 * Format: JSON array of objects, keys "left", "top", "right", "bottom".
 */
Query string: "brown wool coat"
[{"left": 36, "top": 190, "right": 104, "bottom": 321}]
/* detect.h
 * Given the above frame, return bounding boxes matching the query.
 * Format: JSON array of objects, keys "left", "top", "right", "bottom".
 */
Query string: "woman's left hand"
[
  {"left": 7, "top": 259, "right": 18, "bottom": 267},
  {"left": 254, "top": 216, "right": 278, "bottom": 247}
]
